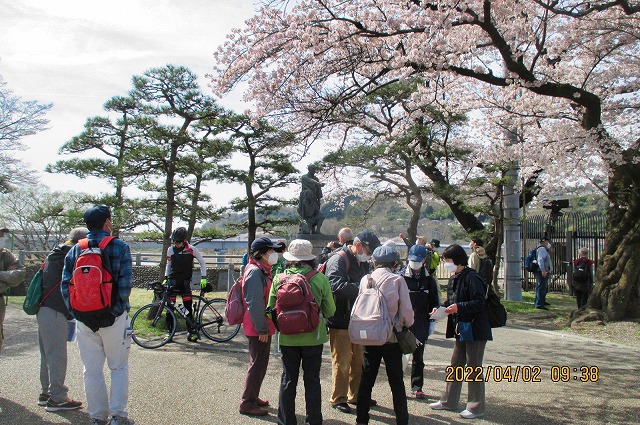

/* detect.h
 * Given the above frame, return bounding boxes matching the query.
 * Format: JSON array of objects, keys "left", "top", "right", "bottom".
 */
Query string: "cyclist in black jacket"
[{"left": 164, "top": 227, "right": 207, "bottom": 342}]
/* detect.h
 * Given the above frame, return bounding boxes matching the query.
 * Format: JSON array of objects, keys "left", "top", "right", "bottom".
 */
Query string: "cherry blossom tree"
[
  {"left": 0, "top": 76, "right": 51, "bottom": 192},
  {"left": 212, "top": 1, "right": 640, "bottom": 320}
]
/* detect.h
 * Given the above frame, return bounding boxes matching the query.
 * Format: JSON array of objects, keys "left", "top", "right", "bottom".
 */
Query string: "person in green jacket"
[{"left": 267, "top": 239, "right": 336, "bottom": 425}]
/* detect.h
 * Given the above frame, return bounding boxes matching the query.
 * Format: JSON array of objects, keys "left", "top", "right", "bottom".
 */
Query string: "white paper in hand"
[{"left": 430, "top": 306, "right": 447, "bottom": 321}]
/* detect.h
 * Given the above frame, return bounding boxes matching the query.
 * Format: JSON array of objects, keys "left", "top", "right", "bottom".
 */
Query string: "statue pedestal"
[{"left": 295, "top": 233, "right": 335, "bottom": 255}]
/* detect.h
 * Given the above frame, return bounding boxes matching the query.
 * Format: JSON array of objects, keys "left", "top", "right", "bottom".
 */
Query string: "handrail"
[{"left": 18, "top": 250, "right": 245, "bottom": 267}]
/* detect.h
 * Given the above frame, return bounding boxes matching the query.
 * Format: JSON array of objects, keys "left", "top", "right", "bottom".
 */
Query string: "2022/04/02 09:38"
[{"left": 444, "top": 365, "right": 600, "bottom": 383}]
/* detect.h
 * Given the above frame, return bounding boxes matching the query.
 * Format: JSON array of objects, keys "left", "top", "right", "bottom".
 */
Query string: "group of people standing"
[
  {"left": 1, "top": 213, "right": 600, "bottom": 425},
  {"left": 234, "top": 228, "right": 494, "bottom": 424},
  {"left": 24, "top": 206, "right": 210, "bottom": 425},
  {"left": 0, "top": 207, "right": 135, "bottom": 425}
]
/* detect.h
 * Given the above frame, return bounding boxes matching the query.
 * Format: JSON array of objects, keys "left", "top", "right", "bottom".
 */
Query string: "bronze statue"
[{"left": 298, "top": 164, "right": 324, "bottom": 234}]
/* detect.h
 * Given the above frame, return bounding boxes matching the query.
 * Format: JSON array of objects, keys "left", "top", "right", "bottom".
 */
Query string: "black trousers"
[
  {"left": 278, "top": 344, "right": 324, "bottom": 425},
  {"left": 575, "top": 289, "right": 589, "bottom": 308},
  {"left": 410, "top": 341, "right": 426, "bottom": 392},
  {"left": 356, "top": 343, "right": 408, "bottom": 425}
]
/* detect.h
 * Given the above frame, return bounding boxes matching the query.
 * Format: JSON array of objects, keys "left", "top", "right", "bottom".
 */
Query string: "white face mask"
[
  {"left": 267, "top": 251, "right": 279, "bottom": 265},
  {"left": 356, "top": 252, "right": 371, "bottom": 263},
  {"left": 444, "top": 261, "right": 458, "bottom": 274},
  {"left": 0, "top": 237, "right": 5, "bottom": 249},
  {"left": 408, "top": 260, "right": 422, "bottom": 271}
]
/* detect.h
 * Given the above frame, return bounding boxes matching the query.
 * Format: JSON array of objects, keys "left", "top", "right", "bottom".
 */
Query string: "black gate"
[{"left": 521, "top": 212, "right": 606, "bottom": 293}]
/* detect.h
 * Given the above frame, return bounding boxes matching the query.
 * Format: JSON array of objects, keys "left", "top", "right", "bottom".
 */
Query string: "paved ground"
[{"left": 1, "top": 303, "right": 639, "bottom": 425}]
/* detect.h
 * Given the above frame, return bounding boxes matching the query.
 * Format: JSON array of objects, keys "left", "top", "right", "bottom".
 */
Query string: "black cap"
[
  {"left": 354, "top": 231, "right": 381, "bottom": 252},
  {"left": 430, "top": 238, "right": 440, "bottom": 248},
  {"left": 250, "top": 237, "right": 280, "bottom": 253},
  {"left": 539, "top": 236, "right": 550, "bottom": 242},
  {"left": 83, "top": 205, "right": 111, "bottom": 226},
  {"left": 0, "top": 228, "right": 10, "bottom": 234}
]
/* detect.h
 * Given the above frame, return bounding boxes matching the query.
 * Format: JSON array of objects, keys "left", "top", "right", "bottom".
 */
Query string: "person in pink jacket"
[
  {"left": 355, "top": 245, "right": 414, "bottom": 425},
  {"left": 239, "top": 237, "right": 279, "bottom": 417}
]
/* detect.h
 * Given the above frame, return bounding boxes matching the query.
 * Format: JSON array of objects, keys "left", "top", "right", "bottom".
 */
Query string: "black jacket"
[
  {"left": 444, "top": 267, "right": 492, "bottom": 341},
  {"left": 325, "top": 245, "right": 371, "bottom": 329},
  {"left": 41, "top": 244, "right": 72, "bottom": 318},
  {"left": 399, "top": 265, "right": 439, "bottom": 343}
]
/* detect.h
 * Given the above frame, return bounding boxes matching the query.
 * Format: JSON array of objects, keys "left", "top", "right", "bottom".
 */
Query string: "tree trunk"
[
  {"left": 588, "top": 160, "right": 640, "bottom": 320},
  {"left": 187, "top": 173, "right": 203, "bottom": 239}
]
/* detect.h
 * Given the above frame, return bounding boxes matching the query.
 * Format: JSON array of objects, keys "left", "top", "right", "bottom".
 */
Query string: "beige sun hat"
[{"left": 283, "top": 239, "right": 316, "bottom": 261}]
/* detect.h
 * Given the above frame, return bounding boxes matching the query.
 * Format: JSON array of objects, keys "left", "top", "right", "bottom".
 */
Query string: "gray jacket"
[
  {"left": 325, "top": 245, "right": 371, "bottom": 329},
  {"left": 243, "top": 265, "right": 270, "bottom": 335},
  {"left": 41, "top": 244, "right": 72, "bottom": 317}
]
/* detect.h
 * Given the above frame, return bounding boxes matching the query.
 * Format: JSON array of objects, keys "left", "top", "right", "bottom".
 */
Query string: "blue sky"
[{"left": 0, "top": 0, "right": 259, "bottom": 203}]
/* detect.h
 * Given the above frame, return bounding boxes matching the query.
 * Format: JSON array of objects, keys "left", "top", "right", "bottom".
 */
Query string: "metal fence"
[{"left": 522, "top": 211, "right": 606, "bottom": 293}]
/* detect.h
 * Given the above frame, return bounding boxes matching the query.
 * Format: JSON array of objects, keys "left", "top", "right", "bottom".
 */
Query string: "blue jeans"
[{"left": 534, "top": 271, "right": 549, "bottom": 307}]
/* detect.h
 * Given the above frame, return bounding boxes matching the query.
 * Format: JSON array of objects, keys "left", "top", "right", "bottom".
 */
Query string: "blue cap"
[
  {"left": 372, "top": 245, "right": 399, "bottom": 263},
  {"left": 250, "top": 237, "right": 280, "bottom": 253},
  {"left": 354, "top": 231, "right": 381, "bottom": 252},
  {"left": 408, "top": 244, "right": 428, "bottom": 262},
  {"left": 83, "top": 205, "right": 111, "bottom": 226}
]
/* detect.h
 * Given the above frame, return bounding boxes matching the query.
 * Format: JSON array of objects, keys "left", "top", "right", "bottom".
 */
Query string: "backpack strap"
[
  {"left": 78, "top": 236, "right": 115, "bottom": 250},
  {"left": 78, "top": 238, "right": 89, "bottom": 250},
  {"left": 304, "top": 269, "right": 318, "bottom": 281},
  {"left": 40, "top": 281, "right": 62, "bottom": 306},
  {"left": 337, "top": 249, "right": 350, "bottom": 275},
  {"left": 98, "top": 236, "right": 116, "bottom": 250}
]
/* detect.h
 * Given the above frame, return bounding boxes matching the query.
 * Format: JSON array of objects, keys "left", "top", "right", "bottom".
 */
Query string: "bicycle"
[{"left": 130, "top": 281, "right": 240, "bottom": 349}]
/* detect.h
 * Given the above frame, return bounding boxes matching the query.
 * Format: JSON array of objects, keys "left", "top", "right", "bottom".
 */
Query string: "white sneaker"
[
  {"left": 428, "top": 401, "right": 450, "bottom": 410},
  {"left": 460, "top": 409, "right": 484, "bottom": 419}
]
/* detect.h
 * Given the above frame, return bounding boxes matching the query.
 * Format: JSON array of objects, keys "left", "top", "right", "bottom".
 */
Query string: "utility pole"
[{"left": 504, "top": 164, "right": 523, "bottom": 301}]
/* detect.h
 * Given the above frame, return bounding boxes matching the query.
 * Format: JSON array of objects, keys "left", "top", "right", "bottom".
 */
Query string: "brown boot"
[{"left": 239, "top": 406, "right": 268, "bottom": 416}]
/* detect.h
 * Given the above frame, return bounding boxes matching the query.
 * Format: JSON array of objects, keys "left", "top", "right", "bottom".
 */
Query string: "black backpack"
[
  {"left": 485, "top": 284, "right": 507, "bottom": 328},
  {"left": 573, "top": 258, "right": 589, "bottom": 282},
  {"left": 478, "top": 257, "right": 494, "bottom": 286}
]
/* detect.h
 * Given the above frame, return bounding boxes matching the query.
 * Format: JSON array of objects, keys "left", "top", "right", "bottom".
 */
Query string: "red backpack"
[
  {"left": 225, "top": 264, "right": 257, "bottom": 325},
  {"left": 69, "top": 237, "right": 116, "bottom": 322},
  {"left": 275, "top": 270, "right": 320, "bottom": 335},
  {"left": 317, "top": 249, "right": 350, "bottom": 274},
  {"left": 225, "top": 277, "right": 246, "bottom": 326}
]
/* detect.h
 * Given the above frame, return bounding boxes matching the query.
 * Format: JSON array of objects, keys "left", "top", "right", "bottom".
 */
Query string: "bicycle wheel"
[
  {"left": 199, "top": 298, "right": 240, "bottom": 342},
  {"left": 130, "top": 303, "right": 176, "bottom": 349}
]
